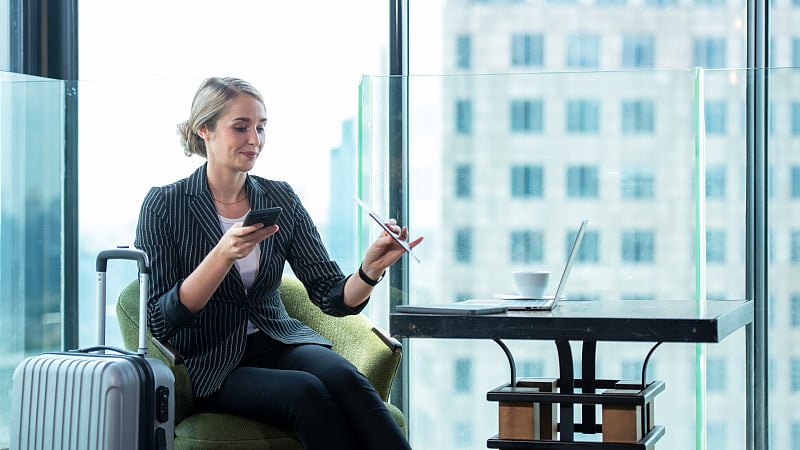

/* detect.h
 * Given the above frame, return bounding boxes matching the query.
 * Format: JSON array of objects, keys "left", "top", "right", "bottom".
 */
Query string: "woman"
[{"left": 135, "top": 77, "right": 422, "bottom": 450}]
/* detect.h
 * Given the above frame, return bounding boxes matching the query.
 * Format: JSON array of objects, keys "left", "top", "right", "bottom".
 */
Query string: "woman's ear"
[{"left": 197, "top": 124, "right": 210, "bottom": 140}]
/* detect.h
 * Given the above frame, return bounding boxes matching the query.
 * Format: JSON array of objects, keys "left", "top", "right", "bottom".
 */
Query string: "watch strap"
[{"left": 358, "top": 265, "right": 384, "bottom": 286}]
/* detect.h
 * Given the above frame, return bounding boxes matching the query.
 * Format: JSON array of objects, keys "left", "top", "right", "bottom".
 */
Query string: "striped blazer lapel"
[{"left": 185, "top": 165, "right": 225, "bottom": 248}]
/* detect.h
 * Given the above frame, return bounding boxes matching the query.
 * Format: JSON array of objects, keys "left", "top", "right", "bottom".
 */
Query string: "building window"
[
  {"left": 621, "top": 167, "right": 655, "bottom": 199},
  {"left": 764, "top": 229, "right": 772, "bottom": 265},
  {"left": 567, "top": 165, "right": 599, "bottom": 198},
  {"left": 621, "top": 293, "right": 654, "bottom": 300},
  {"left": 455, "top": 228, "right": 473, "bottom": 263},
  {"left": 706, "top": 165, "right": 727, "bottom": 199},
  {"left": 622, "top": 34, "right": 655, "bottom": 68},
  {"left": 566, "top": 100, "right": 600, "bottom": 134},
  {"left": 693, "top": 37, "right": 727, "bottom": 68},
  {"left": 706, "top": 230, "right": 726, "bottom": 264},
  {"left": 454, "top": 422, "right": 473, "bottom": 448},
  {"left": 511, "top": 165, "right": 544, "bottom": 198},
  {"left": 511, "top": 33, "right": 544, "bottom": 67},
  {"left": 455, "top": 164, "right": 472, "bottom": 199},
  {"left": 769, "top": 358, "right": 777, "bottom": 396},
  {"left": 792, "top": 359, "right": 800, "bottom": 392},
  {"left": 769, "top": 165, "right": 776, "bottom": 199},
  {"left": 707, "top": 358, "right": 727, "bottom": 392},
  {"left": 520, "top": 360, "right": 545, "bottom": 377},
  {"left": 791, "top": 294, "right": 800, "bottom": 327},
  {"left": 566, "top": 33, "right": 600, "bottom": 68},
  {"left": 793, "top": 38, "right": 800, "bottom": 67},
  {"left": 769, "top": 101, "right": 776, "bottom": 136},
  {"left": 571, "top": 230, "right": 600, "bottom": 263},
  {"left": 456, "top": 34, "right": 472, "bottom": 69},
  {"left": 705, "top": 100, "right": 727, "bottom": 135},
  {"left": 621, "top": 359, "right": 642, "bottom": 381},
  {"left": 622, "top": 230, "right": 655, "bottom": 263},
  {"left": 454, "top": 292, "right": 472, "bottom": 302},
  {"left": 792, "top": 422, "right": 800, "bottom": 450},
  {"left": 511, "top": 230, "right": 544, "bottom": 263},
  {"left": 510, "top": 99, "right": 544, "bottom": 133},
  {"left": 455, "top": 358, "right": 473, "bottom": 392},
  {"left": 791, "top": 232, "right": 800, "bottom": 263},
  {"left": 792, "top": 102, "right": 800, "bottom": 136},
  {"left": 455, "top": 100, "right": 473, "bottom": 135},
  {"left": 706, "top": 292, "right": 728, "bottom": 301},
  {"left": 621, "top": 99, "right": 655, "bottom": 134}
]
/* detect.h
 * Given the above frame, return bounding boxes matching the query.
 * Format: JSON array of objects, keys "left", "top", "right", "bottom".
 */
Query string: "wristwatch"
[{"left": 358, "top": 264, "right": 385, "bottom": 286}]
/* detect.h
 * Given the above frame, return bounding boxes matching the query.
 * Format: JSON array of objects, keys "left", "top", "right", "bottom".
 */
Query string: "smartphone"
[
  {"left": 353, "top": 197, "right": 421, "bottom": 263},
  {"left": 243, "top": 207, "right": 283, "bottom": 227}
]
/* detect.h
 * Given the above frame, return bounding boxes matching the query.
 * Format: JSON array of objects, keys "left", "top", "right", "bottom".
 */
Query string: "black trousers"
[{"left": 195, "top": 331, "right": 411, "bottom": 450}]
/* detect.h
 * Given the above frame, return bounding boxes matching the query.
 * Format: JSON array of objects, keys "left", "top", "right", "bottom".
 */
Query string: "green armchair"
[{"left": 116, "top": 275, "right": 406, "bottom": 450}]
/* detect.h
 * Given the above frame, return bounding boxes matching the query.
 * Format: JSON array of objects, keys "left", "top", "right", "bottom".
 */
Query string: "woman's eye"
[
  {"left": 257, "top": 127, "right": 265, "bottom": 134},
  {"left": 234, "top": 126, "right": 247, "bottom": 133}
]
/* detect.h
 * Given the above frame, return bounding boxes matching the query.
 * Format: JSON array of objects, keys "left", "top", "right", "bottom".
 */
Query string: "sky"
[{"left": 77, "top": 0, "right": 396, "bottom": 229}]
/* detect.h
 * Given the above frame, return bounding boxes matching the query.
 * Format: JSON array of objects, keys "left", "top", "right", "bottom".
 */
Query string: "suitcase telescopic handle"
[
  {"left": 96, "top": 247, "right": 151, "bottom": 356},
  {"left": 96, "top": 248, "right": 151, "bottom": 274}
]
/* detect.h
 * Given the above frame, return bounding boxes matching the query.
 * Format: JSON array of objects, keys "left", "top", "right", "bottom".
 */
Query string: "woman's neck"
[{"left": 206, "top": 165, "right": 248, "bottom": 205}]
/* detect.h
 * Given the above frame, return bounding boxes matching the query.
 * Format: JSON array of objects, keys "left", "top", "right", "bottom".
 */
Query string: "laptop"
[
  {"left": 395, "top": 219, "right": 588, "bottom": 315},
  {"left": 467, "top": 219, "right": 588, "bottom": 311},
  {"left": 394, "top": 303, "right": 508, "bottom": 315}
]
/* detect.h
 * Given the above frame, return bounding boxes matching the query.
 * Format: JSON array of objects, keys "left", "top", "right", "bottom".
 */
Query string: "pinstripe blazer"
[{"left": 134, "top": 163, "right": 365, "bottom": 397}]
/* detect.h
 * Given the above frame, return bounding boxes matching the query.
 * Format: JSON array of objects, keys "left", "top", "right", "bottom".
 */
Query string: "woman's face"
[{"left": 199, "top": 94, "right": 267, "bottom": 173}]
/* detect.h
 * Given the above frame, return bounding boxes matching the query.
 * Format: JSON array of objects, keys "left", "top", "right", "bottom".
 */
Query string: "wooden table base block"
[
  {"left": 601, "top": 389, "right": 643, "bottom": 444},
  {"left": 498, "top": 387, "right": 540, "bottom": 440}
]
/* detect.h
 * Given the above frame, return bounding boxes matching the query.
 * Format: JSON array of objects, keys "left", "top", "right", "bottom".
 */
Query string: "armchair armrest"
[
  {"left": 152, "top": 338, "right": 185, "bottom": 365},
  {"left": 372, "top": 326, "right": 402, "bottom": 353}
]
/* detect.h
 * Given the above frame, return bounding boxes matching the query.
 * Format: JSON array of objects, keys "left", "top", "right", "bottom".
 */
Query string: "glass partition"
[
  {"left": 0, "top": 72, "right": 65, "bottom": 447},
  {"left": 360, "top": 69, "right": 749, "bottom": 449}
]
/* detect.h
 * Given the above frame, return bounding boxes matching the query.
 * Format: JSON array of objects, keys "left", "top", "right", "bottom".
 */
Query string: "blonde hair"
[{"left": 177, "top": 77, "right": 266, "bottom": 157}]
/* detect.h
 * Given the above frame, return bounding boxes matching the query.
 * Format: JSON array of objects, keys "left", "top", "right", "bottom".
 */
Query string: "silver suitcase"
[{"left": 11, "top": 248, "right": 175, "bottom": 450}]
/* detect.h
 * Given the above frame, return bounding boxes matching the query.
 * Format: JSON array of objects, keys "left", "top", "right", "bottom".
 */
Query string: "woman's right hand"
[{"left": 217, "top": 223, "right": 279, "bottom": 261}]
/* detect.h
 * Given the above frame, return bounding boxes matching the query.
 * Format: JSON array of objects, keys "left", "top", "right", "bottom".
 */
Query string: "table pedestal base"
[{"left": 487, "top": 378, "right": 664, "bottom": 449}]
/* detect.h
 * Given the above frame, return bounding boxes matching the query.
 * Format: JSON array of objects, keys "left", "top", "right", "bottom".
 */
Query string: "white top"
[{"left": 218, "top": 213, "right": 261, "bottom": 335}]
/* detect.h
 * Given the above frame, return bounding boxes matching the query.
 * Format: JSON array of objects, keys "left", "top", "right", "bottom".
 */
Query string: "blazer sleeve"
[{"left": 134, "top": 187, "right": 198, "bottom": 341}]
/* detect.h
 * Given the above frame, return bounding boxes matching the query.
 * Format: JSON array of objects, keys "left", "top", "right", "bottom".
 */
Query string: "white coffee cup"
[{"left": 512, "top": 270, "right": 550, "bottom": 298}]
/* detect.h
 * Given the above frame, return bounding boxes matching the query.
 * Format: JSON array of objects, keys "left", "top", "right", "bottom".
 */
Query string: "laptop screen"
[{"left": 551, "top": 219, "right": 588, "bottom": 303}]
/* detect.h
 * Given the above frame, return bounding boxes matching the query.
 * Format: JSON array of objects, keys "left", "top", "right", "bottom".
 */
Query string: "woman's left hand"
[{"left": 361, "top": 219, "right": 424, "bottom": 279}]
